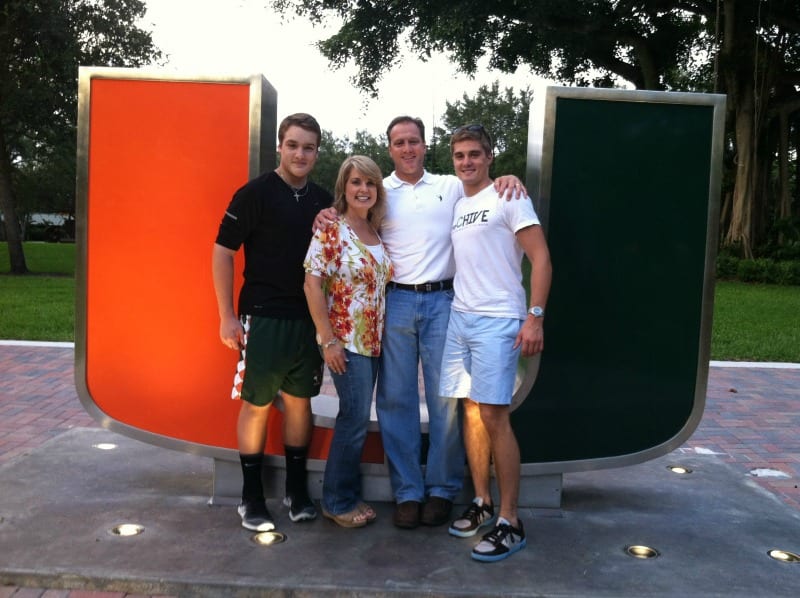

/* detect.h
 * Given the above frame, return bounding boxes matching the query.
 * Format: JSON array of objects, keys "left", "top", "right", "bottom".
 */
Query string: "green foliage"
[
  {"left": 431, "top": 81, "right": 532, "bottom": 180},
  {"left": 272, "top": 1, "right": 709, "bottom": 94},
  {"left": 0, "top": 0, "right": 163, "bottom": 271},
  {"left": 756, "top": 216, "right": 800, "bottom": 261},
  {"left": 749, "top": 259, "right": 800, "bottom": 286},
  {"left": 716, "top": 253, "right": 800, "bottom": 286},
  {"left": 715, "top": 254, "right": 739, "bottom": 279},
  {"left": 304, "top": 128, "right": 393, "bottom": 195}
]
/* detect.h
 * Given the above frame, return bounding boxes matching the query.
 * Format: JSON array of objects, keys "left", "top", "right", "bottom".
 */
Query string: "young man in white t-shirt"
[{"left": 440, "top": 124, "right": 552, "bottom": 562}]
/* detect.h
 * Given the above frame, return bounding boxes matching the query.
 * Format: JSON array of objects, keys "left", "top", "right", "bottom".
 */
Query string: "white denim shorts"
[{"left": 439, "top": 310, "right": 522, "bottom": 405}]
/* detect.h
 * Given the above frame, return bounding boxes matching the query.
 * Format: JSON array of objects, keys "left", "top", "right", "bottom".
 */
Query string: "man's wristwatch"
[{"left": 528, "top": 306, "right": 545, "bottom": 318}]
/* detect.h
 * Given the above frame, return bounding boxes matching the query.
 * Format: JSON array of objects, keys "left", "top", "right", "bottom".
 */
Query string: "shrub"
[
  {"left": 776, "top": 260, "right": 800, "bottom": 285},
  {"left": 716, "top": 254, "right": 738, "bottom": 279}
]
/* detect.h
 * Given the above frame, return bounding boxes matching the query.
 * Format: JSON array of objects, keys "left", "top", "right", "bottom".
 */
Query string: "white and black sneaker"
[
  {"left": 237, "top": 499, "right": 275, "bottom": 531},
  {"left": 283, "top": 493, "right": 317, "bottom": 522},
  {"left": 449, "top": 497, "right": 497, "bottom": 538},
  {"left": 471, "top": 517, "right": 526, "bottom": 562}
]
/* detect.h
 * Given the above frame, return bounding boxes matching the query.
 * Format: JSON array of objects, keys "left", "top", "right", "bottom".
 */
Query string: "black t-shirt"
[{"left": 215, "top": 171, "right": 333, "bottom": 319}]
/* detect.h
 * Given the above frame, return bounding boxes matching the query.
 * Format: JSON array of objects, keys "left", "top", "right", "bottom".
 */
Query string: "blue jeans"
[
  {"left": 376, "top": 287, "right": 465, "bottom": 503},
  {"left": 322, "top": 350, "right": 378, "bottom": 515}
]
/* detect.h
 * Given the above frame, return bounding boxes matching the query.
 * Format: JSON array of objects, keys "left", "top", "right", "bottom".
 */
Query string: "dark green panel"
[{"left": 516, "top": 97, "right": 715, "bottom": 463}]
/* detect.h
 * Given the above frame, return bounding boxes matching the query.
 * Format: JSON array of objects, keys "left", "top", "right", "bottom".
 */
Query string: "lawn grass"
[
  {"left": 0, "top": 275, "right": 74, "bottom": 341},
  {"left": 711, "top": 280, "right": 800, "bottom": 362},
  {"left": 0, "top": 241, "right": 75, "bottom": 275},
  {"left": 1, "top": 243, "right": 798, "bottom": 362}
]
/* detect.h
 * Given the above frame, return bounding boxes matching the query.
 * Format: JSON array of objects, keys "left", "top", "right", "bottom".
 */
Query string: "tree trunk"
[
  {"left": 777, "top": 109, "right": 790, "bottom": 246},
  {"left": 719, "top": 0, "right": 762, "bottom": 258},
  {"left": 724, "top": 84, "right": 755, "bottom": 258},
  {"left": 0, "top": 129, "right": 28, "bottom": 274}
]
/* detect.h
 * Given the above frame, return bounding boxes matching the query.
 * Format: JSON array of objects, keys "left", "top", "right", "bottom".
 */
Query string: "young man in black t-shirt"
[{"left": 213, "top": 113, "right": 333, "bottom": 531}]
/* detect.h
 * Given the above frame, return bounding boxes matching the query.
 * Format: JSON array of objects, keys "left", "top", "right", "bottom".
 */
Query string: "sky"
[{"left": 139, "top": 0, "right": 554, "bottom": 139}]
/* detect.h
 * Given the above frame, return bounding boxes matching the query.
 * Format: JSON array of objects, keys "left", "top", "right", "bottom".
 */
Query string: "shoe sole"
[
  {"left": 237, "top": 504, "right": 275, "bottom": 532},
  {"left": 283, "top": 496, "right": 318, "bottom": 522},
  {"left": 471, "top": 537, "right": 527, "bottom": 562},
  {"left": 448, "top": 514, "right": 497, "bottom": 538}
]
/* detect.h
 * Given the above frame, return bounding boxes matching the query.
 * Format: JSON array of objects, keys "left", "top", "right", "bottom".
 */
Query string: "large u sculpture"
[{"left": 75, "top": 68, "right": 725, "bottom": 507}]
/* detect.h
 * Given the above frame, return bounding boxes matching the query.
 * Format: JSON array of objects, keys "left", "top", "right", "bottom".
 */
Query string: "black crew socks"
[
  {"left": 239, "top": 453, "right": 264, "bottom": 501},
  {"left": 284, "top": 444, "right": 309, "bottom": 497}
]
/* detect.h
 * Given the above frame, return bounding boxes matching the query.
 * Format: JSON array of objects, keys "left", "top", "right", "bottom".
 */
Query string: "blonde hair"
[{"left": 333, "top": 155, "right": 387, "bottom": 230}]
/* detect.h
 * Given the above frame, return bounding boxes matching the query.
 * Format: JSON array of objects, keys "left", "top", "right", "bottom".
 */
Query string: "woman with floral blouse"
[{"left": 303, "top": 155, "right": 393, "bottom": 528}]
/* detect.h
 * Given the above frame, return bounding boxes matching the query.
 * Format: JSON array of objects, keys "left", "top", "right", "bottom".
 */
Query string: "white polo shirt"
[{"left": 380, "top": 171, "right": 464, "bottom": 285}]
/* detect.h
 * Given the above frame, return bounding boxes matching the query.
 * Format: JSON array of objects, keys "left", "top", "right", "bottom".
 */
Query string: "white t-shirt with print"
[{"left": 450, "top": 183, "right": 540, "bottom": 319}]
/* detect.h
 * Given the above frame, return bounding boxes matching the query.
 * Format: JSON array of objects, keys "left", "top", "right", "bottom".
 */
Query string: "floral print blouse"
[{"left": 304, "top": 217, "right": 393, "bottom": 357}]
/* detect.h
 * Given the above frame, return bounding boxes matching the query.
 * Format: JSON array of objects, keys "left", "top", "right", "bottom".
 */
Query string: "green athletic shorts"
[{"left": 231, "top": 315, "right": 323, "bottom": 406}]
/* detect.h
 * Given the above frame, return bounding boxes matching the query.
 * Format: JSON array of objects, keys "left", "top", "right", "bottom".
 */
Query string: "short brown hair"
[
  {"left": 450, "top": 124, "right": 493, "bottom": 157},
  {"left": 386, "top": 116, "right": 425, "bottom": 143},
  {"left": 278, "top": 113, "right": 322, "bottom": 147},
  {"left": 333, "top": 155, "right": 387, "bottom": 230}
]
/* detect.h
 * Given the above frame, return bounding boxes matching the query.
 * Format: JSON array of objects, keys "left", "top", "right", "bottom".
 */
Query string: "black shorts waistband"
[{"left": 387, "top": 279, "right": 454, "bottom": 292}]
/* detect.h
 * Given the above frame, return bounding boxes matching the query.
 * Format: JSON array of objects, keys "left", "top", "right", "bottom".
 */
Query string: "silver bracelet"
[{"left": 320, "top": 338, "right": 339, "bottom": 349}]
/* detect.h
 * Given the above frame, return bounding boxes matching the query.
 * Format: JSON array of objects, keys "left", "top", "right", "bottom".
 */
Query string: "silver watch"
[{"left": 528, "top": 306, "right": 544, "bottom": 318}]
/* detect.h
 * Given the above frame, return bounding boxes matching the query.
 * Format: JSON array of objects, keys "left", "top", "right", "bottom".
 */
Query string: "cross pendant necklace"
[{"left": 291, "top": 182, "right": 309, "bottom": 202}]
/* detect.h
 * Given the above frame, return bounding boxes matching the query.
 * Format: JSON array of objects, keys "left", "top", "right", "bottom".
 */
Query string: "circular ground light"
[
  {"left": 110, "top": 523, "right": 144, "bottom": 536},
  {"left": 667, "top": 465, "right": 693, "bottom": 474},
  {"left": 252, "top": 531, "right": 287, "bottom": 546},
  {"left": 767, "top": 549, "right": 800, "bottom": 563},
  {"left": 625, "top": 545, "right": 660, "bottom": 559}
]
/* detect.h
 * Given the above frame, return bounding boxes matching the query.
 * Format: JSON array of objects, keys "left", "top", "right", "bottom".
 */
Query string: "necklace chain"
[
  {"left": 276, "top": 168, "right": 308, "bottom": 202},
  {"left": 291, "top": 184, "right": 309, "bottom": 201}
]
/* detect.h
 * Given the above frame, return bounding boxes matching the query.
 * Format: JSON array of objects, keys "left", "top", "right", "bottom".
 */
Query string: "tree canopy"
[
  {"left": 274, "top": 0, "right": 800, "bottom": 258},
  {"left": 0, "top": 0, "right": 162, "bottom": 273}
]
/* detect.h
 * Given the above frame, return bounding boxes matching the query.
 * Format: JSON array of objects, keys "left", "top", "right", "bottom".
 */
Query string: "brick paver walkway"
[{"left": 1, "top": 342, "right": 799, "bottom": 596}]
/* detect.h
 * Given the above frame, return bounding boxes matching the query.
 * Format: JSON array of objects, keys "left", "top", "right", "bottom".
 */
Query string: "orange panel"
[{"left": 85, "top": 79, "right": 250, "bottom": 447}]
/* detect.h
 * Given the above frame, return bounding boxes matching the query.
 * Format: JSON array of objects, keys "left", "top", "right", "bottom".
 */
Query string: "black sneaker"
[
  {"left": 283, "top": 493, "right": 317, "bottom": 522},
  {"left": 237, "top": 499, "right": 275, "bottom": 531},
  {"left": 471, "top": 518, "right": 526, "bottom": 562},
  {"left": 448, "top": 497, "right": 496, "bottom": 538}
]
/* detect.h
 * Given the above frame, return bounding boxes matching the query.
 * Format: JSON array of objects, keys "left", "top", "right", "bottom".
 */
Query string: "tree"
[
  {"left": 272, "top": 0, "right": 800, "bottom": 258},
  {"left": 430, "top": 82, "right": 532, "bottom": 180},
  {"left": 311, "top": 129, "right": 349, "bottom": 194},
  {"left": 308, "top": 129, "right": 393, "bottom": 193},
  {"left": 0, "top": 0, "right": 161, "bottom": 273}
]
